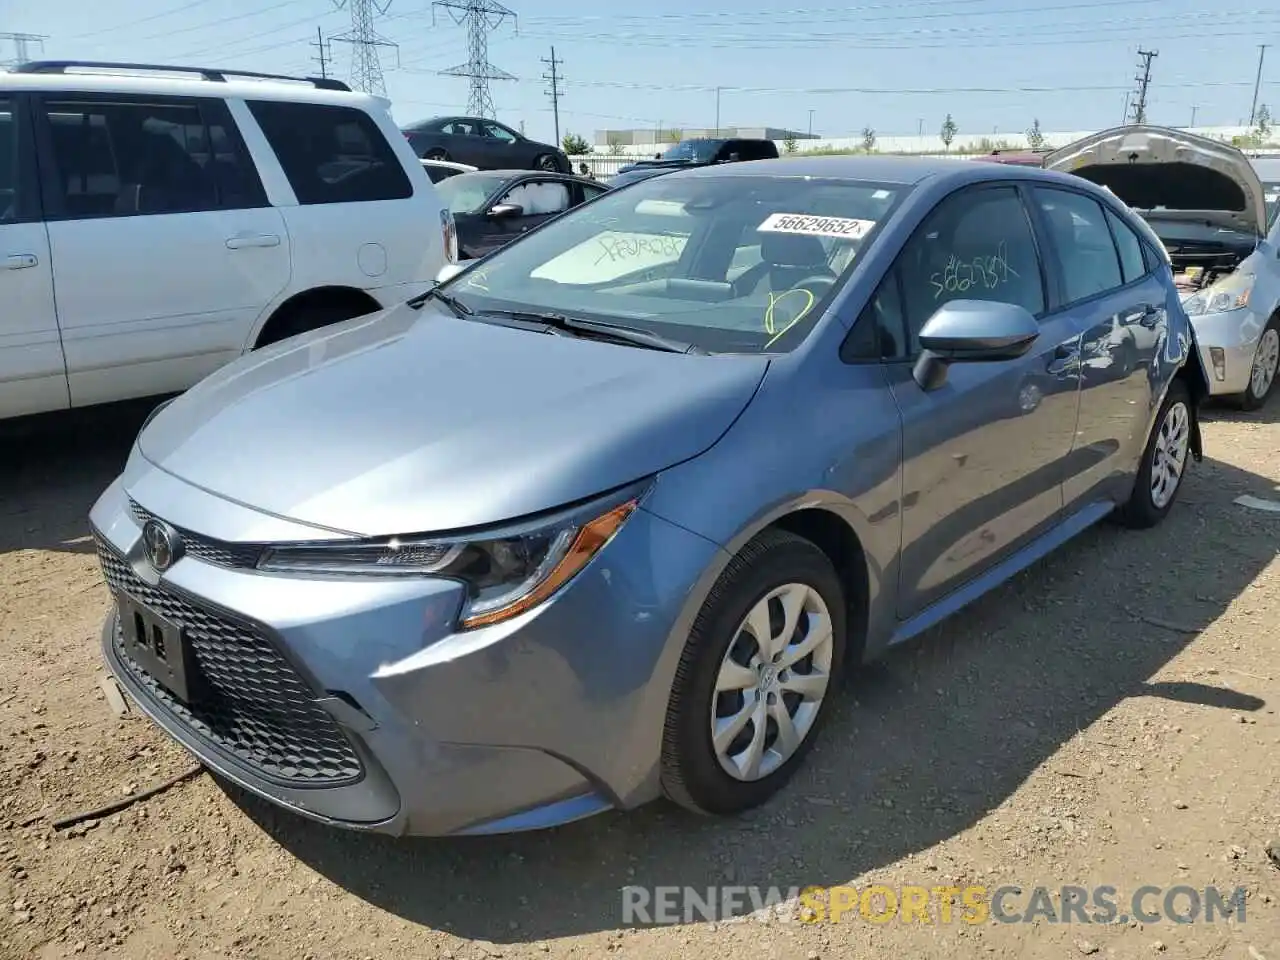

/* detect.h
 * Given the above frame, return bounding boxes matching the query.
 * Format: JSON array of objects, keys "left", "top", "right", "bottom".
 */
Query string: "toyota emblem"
[{"left": 141, "top": 519, "right": 181, "bottom": 573}]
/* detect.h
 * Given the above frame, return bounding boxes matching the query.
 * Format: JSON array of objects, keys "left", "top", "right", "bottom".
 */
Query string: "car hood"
[
  {"left": 609, "top": 167, "right": 677, "bottom": 188},
  {"left": 137, "top": 303, "right": 769, "bottom": 537},
  {"left": 1043, "top": 125, "right": 1267, "bottom": 236}
]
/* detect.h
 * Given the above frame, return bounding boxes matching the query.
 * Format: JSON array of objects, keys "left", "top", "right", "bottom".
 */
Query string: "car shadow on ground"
[
  {"left": 0, "top": 398, "right": 160, "bottom": 557},
  {"left": 228, "top": 433, "right": 1277, "bottom": 945}
]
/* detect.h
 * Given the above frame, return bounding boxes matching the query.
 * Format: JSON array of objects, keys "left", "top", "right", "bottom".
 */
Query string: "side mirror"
[
  {"left": 913, "top": 300, "right": 1040, "bottom": 391},
  {"left": 488, "top": 202, "right": 523, "bottom": 219},
  {"left": 435, "top": 262, "right": 466, "bottom": 284}
]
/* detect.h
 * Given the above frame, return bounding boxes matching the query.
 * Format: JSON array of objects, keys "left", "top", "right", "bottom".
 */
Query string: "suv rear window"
[{"left": 247, "top": 100, "right": 412, "bottom": 205}]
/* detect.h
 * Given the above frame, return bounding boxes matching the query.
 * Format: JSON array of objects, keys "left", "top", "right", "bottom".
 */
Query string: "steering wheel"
[{"left": 764, "top": 275, "right": 836, "bottom": 339}]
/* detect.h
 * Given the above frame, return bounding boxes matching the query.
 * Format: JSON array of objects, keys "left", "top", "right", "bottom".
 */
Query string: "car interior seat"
[{"left": 734, "top": 231, "right": 836, "bottom": 301}]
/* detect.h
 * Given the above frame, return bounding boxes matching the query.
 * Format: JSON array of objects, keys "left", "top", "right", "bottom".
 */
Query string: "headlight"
[
  {"left": 256, "top": 487, "right": 645, "bottom": 629},
  {"left": 1182, "top": 272, "right": 1255, "bottom": 317}
]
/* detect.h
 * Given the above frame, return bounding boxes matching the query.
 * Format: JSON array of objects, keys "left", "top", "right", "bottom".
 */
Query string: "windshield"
[
  {"left": 661, "top": 140, "right": 724, "bottom": 163},
  {"left": 437, "top": 173, "right": 908, "bottom": 354},
  {"left": 436, "top": 173, "right": 511, "bottom": 215},
  {"left": 1266, "top": 181, "right": 1279, "bottom": 229}
]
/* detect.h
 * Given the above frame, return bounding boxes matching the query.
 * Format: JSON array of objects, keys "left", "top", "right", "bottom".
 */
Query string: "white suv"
[{"left": 0, "top": 60, "right": 455, "bottom": 421}]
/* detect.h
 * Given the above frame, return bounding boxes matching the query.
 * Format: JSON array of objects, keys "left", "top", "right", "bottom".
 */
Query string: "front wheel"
[
  {"left": 660, "top": 529, "right": 847, "bottom": 816},
  {"left": 1117, "top": 379, "right": 1192, "bottom": 529},
  {"left": 1236, "top": 316, "right": 1279, "bottom": 411}
]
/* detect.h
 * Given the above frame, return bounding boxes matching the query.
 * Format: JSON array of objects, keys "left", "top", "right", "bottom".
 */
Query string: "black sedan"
[
  {"left": 437, "top": 170, "right": 609, "bottom": 259},
  {"left": 402, "top": 116, "right": 571, "bottom": 173}
]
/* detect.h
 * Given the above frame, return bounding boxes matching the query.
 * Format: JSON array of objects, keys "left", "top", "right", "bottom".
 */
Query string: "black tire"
[
  {"left": 254, "top": 302, "right": 369, "bottom": 349},
  {"left": 660, "top": 528, "right": 848, "bottom": 816},
  {"left": 1117, "top": 378, "right": 1192, "bottom": 529},
  {"left": 1234, "top": 314, "right": 1280, "bottom": 412},
  {"left": 424, "top": 148, "right": 449, "bottom": 162},
  {"left": 533, "top": 153, "right": 560, "bottom": 172}
]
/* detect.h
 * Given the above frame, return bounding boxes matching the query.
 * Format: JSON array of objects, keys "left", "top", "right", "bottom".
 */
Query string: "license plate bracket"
[{"left": 117, "top": 593, "right": 201, "bottom": 704}]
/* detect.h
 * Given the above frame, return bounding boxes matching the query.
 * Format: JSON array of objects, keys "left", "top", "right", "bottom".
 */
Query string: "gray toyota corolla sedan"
[{"left": 90, "top": 157, "right": 1209, "bottom": 837}]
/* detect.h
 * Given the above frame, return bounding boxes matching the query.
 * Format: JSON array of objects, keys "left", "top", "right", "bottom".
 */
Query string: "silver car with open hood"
[{"left": 1046, "top": 126, "right": 1280, "bottom": 410}]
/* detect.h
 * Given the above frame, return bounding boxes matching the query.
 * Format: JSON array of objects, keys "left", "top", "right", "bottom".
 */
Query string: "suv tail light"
[{"left": 440, "top": 208, "right": 458, "bottom": 262}]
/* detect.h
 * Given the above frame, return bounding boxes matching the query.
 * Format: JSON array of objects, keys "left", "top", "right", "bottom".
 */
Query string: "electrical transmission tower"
[
  {"left": 0, "top": 32, "right": 47, "bottom": 69},
  {"left": 433, "top": 0, "right": 516, "bottom": 119},
  {"left": 542, "top": 46, "right": 564, "bottom": 147},
  {"left": 1128, "top": 48, "right": 1158, "bottom": 124},
  {"left": 331, "top": 0, "right": 398, "bottom": 98}
]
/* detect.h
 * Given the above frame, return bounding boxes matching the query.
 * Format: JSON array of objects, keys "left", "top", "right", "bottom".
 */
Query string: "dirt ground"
[{"left": 1, "top": 399, "right": 1278, "bottom": 960}]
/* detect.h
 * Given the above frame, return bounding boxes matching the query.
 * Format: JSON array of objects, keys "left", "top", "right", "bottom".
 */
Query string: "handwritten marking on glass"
[
  {"left": 758, "top": 212, "right": 877, "bottom": 240},
  {"left": 593, "top": 234, "right": 685, "bottom": 265},
  {"left": 930, "top": 242, "right": 1020, "bottom": 300}
]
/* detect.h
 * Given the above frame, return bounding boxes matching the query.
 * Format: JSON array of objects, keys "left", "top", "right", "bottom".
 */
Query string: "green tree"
[
  {"left": 940, "top": 114, "right": 958, "bottom": 152},
  {"left": 1255, "top": 104, "right": 1272, "bottom": 143},
  {"left": 667, "top": 128, "right": 683, "bottom": 144},
  {"left": 861, "top": 127, "right": 877, "bottom": 153},
  {"left": 561, "top": 132, "right": 591, "bottom": 156},
  {"left": 782, "top": 133, "right": 798, "bottom": 154},
  {"left": 606, "top": 134, "right": 624, "bottom": 156},
  {"left": 1026, "top": 118, "right": 1045, "bottom": 150}
]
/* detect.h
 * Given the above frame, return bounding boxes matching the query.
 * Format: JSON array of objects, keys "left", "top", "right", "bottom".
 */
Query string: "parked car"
[
  {"left": 972, "top": 148, "right": 1048, "bottom": 167},
  {"left": 436, "top": 169, "right": 608, "bottom": 259},
  {"left": 0, "top": 60, "right": 453, "bottom": 422},
  {"left": 608, "top": 137, "right": 780, "bottom": 188},
  {"left": 1046, "top": 126, "right": 1280, "bottom": 409},
  {"left": 1254, "top": 156, "right": 1280, "bottom": 228},
  {"left": 92, "top": 156, "right": 1207, "bottom": 838},
  {"left": 401, "top": 116, "right": 570, "bottom": 173},
  {"left": 421, "top": 157, "right": 476, "bottom": 183}
]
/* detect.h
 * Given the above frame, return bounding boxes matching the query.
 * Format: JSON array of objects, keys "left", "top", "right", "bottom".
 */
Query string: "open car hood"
[{"left": 1043, "top": 125, "right": 1267, "bottom": 236}]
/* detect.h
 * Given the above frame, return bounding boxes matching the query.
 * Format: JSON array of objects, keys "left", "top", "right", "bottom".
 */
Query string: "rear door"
[
  {"left": 0, "top": 92, "right": 67, "bottom": 418},
  {"left": 440, "top": 119, "right": 486, "bottom": 167},
  {"left": 33, "top": 92, "right": 290, "bottom": 407},
  {"left": 1028, "top": 184, "right": 1175, "bottom": 509}
]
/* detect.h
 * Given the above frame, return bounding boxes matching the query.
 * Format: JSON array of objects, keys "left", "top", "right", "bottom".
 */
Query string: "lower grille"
[{"left": 96, "top": 540, "right": 364, "bottom": 788}]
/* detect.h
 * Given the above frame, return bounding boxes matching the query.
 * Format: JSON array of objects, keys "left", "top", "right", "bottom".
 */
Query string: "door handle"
[
  {"left": 2, "top": 254, "right": 38, "bottom": 270},
  {"left": 225, "top": 234, "right": 281, "bottom": 250},
  {"left": 1046, "top": 341, "right": 1080, "bottom": 376}
]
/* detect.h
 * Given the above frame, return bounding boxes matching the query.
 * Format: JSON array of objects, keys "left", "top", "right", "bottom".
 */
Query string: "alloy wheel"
[
  {"left": 710, "top": 583, "right": 834, "bottom": 782},
  {"left": 1150, "top": 400, "right": 1190, "bottom": 509},
  {"left": 1250, "top": 327, "right": 1280, "bottom": 400}
]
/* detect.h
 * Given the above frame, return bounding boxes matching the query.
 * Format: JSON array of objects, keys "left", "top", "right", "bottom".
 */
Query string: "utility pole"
[
  {"left": 808, "top": 109, "right": 814, "bottom": 137},
  {"left": 1190, "top": 105, "right": 1198, "bottom": 127},
  {"left": 1250, "top": 44, "right": 1268, "bottom": 126},
  {"left": 714, "top": 87, "right": 722, "bottom": 135},
  {"left": 1129, "top": 48, "right": 1158, "bottom": 125},
  {"left": 0, "top": 32, "right": 47, "bottom": 69},
  {"left": 312, "top": 26, "right": 331, "bottom": 79},
  {"left": 541, "top": 46, "right": 564, "bottom": 147}
]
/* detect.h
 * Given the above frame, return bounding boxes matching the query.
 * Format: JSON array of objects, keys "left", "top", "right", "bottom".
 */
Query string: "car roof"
[
  {"left": 0, "top": 69, "right": 383, "bottom": 109},
  {"left": 456, "top": 169, "right": 591, "bottom": 183},
  {"left": 670, "top": 154, "right": 1028, "bottom": 185}
]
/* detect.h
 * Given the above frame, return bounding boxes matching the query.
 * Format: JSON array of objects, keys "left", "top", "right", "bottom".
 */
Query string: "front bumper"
[
  {"left": 1190, "top": 307, "right": 1268, "bottom": 396},
  {"left": 90, "top": 468, "right": 722, "bottom": 837}
]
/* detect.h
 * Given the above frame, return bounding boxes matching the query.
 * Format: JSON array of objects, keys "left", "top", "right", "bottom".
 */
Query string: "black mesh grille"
[
  {"left": 97, "top": 539, "right": 364, "bottom": 787},
  {"left": 128, "top": 499, "right": 263, "bottom": 569}
]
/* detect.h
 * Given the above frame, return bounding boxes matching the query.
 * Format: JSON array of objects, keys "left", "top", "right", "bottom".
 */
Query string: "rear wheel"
[
  {"left": 1236, "top": 316, "right": 1279, "bottom": 411},
  {"left": 254, "top": 301, "right": 371, "bottom": 349},
  {"left": 660, "top": 529, "right": 847, "bottom": 816},
  {"left": 1117, "top": 379, "right": 1192, "bottom": 529},
  {"left": 534, "top": 153, "right": 560, "bottom": 172},
  {"left": 425, "top": 148, "right": 449, "bottom": 162}
]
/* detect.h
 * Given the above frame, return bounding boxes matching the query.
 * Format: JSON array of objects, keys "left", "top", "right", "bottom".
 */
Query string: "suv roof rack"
[{"left": 11, "top": 60, "right": 351, "bottom": 92}]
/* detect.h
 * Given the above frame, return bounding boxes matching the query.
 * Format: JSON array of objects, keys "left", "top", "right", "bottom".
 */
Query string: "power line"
[
  {"left": 541, "top": 45, "right": 564, "bottom": 146},
  {"left": 332, "top": 0, "right": 398, "bottom": 97},
  {"left": 1250, "top": 44, "right": 1269, "bottom": 125},
  {"left": 62, "top": 0, "right": 220, "bottom": 41},
  {"left": 135, "top": 0, "right": 305, "bottom": 42},
  {"left": 432, "top": 0, "right": 517, "bottom": 119},
  {"left": 1129, "top": 48, "right": 1158, "bottom": 124}
]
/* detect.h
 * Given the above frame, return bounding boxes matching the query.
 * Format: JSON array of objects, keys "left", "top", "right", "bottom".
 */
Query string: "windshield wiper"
[
  {"left": 481, "top": 309, "right": 708, "bottom": 355},
  {"left": 407, "top": 285, "right": 472, "bottom": 317}
]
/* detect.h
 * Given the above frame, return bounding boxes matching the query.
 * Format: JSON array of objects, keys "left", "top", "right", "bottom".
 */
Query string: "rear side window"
[
  {"left": 1032, "top": 187, "right": 1122, "bottom": 304},
  {"left": 248, "top": 101, "right": 412, "bottom": 205},
  {"left": 1105, "top": 208, "right": 1149, "bottom": 284},
  {"left": 0, "top": 100, "right": 16, "bottom": 222}
]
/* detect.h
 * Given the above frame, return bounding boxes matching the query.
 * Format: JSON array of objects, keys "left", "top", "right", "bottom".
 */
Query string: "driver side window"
[
  {"left": 499, "top": 181, "right": 570, "bottom": 215},
  {"left": 483, "top": 122, "right": 518, "bottom": 143},
  {"left": 886, "top": 185, "right": 1045, "bottom": 358}
]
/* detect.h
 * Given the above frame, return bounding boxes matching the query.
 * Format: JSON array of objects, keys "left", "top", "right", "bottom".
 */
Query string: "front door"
[
  {"left": 34, "top": 92, "right": 290, "bottom": 407},
  {"left": 476, "top": 178, "right": 573, "bottom": 256},
  {"left": 0, "top": 94, "right": 67, "bottom": 418},
  {"left": 880, "top": 183, "right": 1083, "bottom": 618}
]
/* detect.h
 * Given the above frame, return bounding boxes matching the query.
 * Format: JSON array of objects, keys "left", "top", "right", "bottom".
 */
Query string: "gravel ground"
[{"left": 1, "top": 399, "right": 1277, "bottom": 960}]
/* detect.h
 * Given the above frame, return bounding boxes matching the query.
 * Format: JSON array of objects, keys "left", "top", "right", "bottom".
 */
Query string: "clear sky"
[{"left": 6, "top": 0, "right": 1277, "bottom": 144}]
